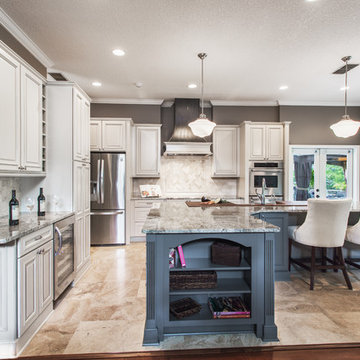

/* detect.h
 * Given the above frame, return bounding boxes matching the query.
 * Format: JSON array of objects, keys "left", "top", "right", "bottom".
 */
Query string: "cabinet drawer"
[
  {"left": 134, "top": 207, "right": 151, "bottom": 222},
  {"left": 134, "top": 222, "right": 146, "bottom": 237},
  {"left": 18, "top": 225, "right": 53, "bottom": 258},
  {"left": 134, "top": 200, "right": 161, "bottom": 208}
]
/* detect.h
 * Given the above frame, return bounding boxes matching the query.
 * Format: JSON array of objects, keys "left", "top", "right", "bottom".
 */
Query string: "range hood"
[{"left": 163, "top": 98, "right": 212, "bottom": 156}]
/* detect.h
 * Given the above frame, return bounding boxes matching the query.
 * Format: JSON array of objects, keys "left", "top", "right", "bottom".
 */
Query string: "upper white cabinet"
[
  {"left": 134, "top": 124, "right": 161, "bottom": 177},
  {"left": 73, "top": 88, "right": 90, "bottom": 162},
  {"left": 212, "top": 125, "right": 240, "bottom": 177},
  {"left": 0, "top": 44, "right": 45, "bottom": 174},
  {"left": 90, "top": 119, "right": 126, "bottom": 151},
  {"left": 249, "top": 124, "right": 283, "bottom": 160}
]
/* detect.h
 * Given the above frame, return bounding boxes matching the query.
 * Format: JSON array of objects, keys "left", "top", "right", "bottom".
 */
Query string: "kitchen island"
[{"left": 142, "top": 202, "right": 280, "bottom": 345}]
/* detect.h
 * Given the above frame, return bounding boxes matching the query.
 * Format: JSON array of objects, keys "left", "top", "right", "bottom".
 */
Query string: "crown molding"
[
  {"left": 210, "top": 100, "right": 278, "bottom": 106},
  {"left": 278, "top": 100, "right": 360, "bottom": 106},
  {"left": 0, "top": 7, "right": 54, "bottom": 67},
  {"left": 91, "top": 98, "right": 164, "bottom": 105}
]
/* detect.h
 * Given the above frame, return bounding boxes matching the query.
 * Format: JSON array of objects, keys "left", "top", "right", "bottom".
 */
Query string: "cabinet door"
[
  {"left": 21, "top": 66, "right": 43, "bottom": 172},
  {"left": 135, "top": 126, "right": 160, "bottom": 177},
  {"left": 73, "top": 161, "right": 83, "bottom": 218},
  {"left": 18, "top": 250, "right": 38, "bottom": 336},
  {"left": 73, "top": 88, "right": 83, "bottom": 161},
  {"left": 267, "top": 125, "right": 283, "bottom": 160},
  {"left": 84, "top": 212, "right": 91, "bottom": 262},
  {"left": 102, "top": 121, "right": 126, "bottom": 151},
  {"left": 75, "top": 216, "right": 84, "bottom": 272},
  {"left": 82, "top": 99, "right": 90, "bottom": 161},
  {"left": 90, "top": 120, "right": 102, "bottom": 151},
  {"left": 212, "top": 127, "right": 239, "bottom": 177},
  {"left": 0, "top": 47, "right": 21, "bottom": 171},
  {"left": 249, "top": 125, "right": 266, "bottom": 160},
  {"left": 38, "top": 240, "right": 53, "bottom": 314},
  {"left": 82, "top": 163, "right": 91, "bottom": 214}
]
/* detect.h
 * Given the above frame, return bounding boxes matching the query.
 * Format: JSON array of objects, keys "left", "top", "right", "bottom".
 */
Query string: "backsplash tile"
[
  {"left": 0, "top": 178, "right": 21, "bottom": 217},
  {"left": 133, "top": 156, "right": 237, "bottom": 198}
]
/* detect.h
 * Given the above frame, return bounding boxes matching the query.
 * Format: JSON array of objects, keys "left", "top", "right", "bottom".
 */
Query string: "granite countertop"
[
  {"left": 0, "top": 211, "right": 75, "bottom": 245},
  {"left": 142, "top": 201, "right": 280, "bottom": 234}
]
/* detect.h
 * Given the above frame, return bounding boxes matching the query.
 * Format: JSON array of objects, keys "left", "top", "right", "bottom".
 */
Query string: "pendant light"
[
  {"left": 188, "top": 53, "right": 216, "bottom": 137},
  {"left": 330, "top": 56, "right": 360, "bottom": 138}
]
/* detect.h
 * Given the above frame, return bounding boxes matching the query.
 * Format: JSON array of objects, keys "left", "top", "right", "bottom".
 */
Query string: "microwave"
[{"left": 249, "top": 161, "right": 284, "bottom": 198}]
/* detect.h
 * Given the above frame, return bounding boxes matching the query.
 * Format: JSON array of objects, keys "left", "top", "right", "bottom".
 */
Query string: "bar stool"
[
  {"left": 288, "top": 198, "right": 352, "bottom": 290},
  {"left": 345, "top": 219, "right": 360, "bottom": 269}
]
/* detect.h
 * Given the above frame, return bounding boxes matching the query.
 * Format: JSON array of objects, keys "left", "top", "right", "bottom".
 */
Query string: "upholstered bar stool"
[
  {"left": 288, "top": 198, "right": 352, "bottom": 290},
  {"left": 345, "top": 219, "right": 360, "bottom": 269}
]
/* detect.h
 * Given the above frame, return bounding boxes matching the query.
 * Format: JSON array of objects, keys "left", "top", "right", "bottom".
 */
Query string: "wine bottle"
[
  {"left": 37, "top": 187, "right": 46, "bottom": 216},
  {"left": 9, "top": 190, "right": 19, "bottom": 226}
]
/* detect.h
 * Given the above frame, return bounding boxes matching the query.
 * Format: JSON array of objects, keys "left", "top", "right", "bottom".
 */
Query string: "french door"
[{"left": 290, "top": 147, "right": 354, "bottom": 201}]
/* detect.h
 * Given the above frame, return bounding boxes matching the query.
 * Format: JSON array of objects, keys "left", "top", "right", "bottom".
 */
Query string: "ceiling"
[{"left": 1, "top": 0, "right": 360, "bottom": 104}]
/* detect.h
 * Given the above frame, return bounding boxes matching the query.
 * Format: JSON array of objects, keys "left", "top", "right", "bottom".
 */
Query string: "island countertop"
[
  {"left": 0, "top": 211, "right": 75, "bottom": 245},
  {"left": 142, "top": 201, "right": 280, "bottom": 233}
]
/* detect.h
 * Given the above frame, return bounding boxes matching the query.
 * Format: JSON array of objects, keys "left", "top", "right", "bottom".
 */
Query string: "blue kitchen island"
[{"left": 142, "top": 202, "right": 280, "bottom": 345}]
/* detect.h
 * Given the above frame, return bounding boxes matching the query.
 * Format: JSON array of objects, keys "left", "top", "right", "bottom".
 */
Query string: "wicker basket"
[
  {"left": 211, "top": 241, "right": 242, "bottom": 266},
  {"left": 170, "top": 297, "right": 201, "bottom": 318},
  {"left": 169, "top": 270, "right": 217, "bottom": 290}
]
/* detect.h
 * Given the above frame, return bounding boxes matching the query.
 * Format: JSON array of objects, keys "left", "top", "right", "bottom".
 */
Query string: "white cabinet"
[
  {"left": 212, "top": 125, "right": 240, "bottom": 177},
  {"left": 90, "top": 119, "right": 126, "bottom": 151},
  {"left": 17, "top": 230, "right": 53, "bottom": 337},
  {"left": 73, "top": 162, "right": 90, "bottom": 272},
  {"left": 134, "top": 125, "right": 161, "bottom": 177},
  {"left": 0, "top": 46, "right": 21, "bottom": 172},
  {"left": 249, "top": 124, "right": 283, "bottom": 161},
  {"left": 73, "top": 88, "right": 90, "bottom": 162},
  {"left": 0, "top": 44, "right": 45, "bottom": 174}
]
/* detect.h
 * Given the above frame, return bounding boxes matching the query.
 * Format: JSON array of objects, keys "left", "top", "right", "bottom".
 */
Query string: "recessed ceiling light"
[
  {"left": 340, "top": 86, "right": 350, "bottom": 91},
  {"left": 135, "top": 81, "right": 143, "bottom": 88},
  {"left": 279, "top": 85, "right": 288, "bottom": 90},
  {"left": 188, "top": 83, "right": 197, "bottom": 89},
  {"left": 306, "top": 0, "right": 317, "bottom": 2},
  {"left": 92, "top": 81, "right": 102, "bottom": 87},
  {"left": 112, "top": 49, "right": 125, "bottom": 56}
]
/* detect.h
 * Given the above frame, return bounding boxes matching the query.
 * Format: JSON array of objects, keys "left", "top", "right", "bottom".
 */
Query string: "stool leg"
[
  {"left": 288, "top": 238, "right": 292, "bottom": 272},
  {"left": 338, "top": 247, "right": 353, "bottom": 290},
  {"left": 310, "top": 246, "right": 316, "bottom": 290},
  {"left": 333, "top": 247, "right": 338, "bottom": 272},
  {"left": 321, "top": 248, "right": 326, "bottom": 273}
]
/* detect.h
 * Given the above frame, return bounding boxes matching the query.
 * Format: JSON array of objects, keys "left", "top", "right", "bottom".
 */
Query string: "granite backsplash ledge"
[{"left": 132, "top": 156, "right": 238, "bottom": 198}]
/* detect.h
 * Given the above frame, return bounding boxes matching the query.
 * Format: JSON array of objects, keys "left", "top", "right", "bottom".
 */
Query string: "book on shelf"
[
  {"left": 169, "top": 248, "right": 176, "bottom": 269},
  {"left": 208, "top": 296, "right": 250, "bottom": 319},
  {"left": 177, "top": 245, "right": 186, "bottom": 268}
]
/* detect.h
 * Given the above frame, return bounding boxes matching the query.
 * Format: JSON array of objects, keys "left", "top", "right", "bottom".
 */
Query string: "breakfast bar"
[{"left": 142, "top": 201, "right": 280, "bottom": 345}]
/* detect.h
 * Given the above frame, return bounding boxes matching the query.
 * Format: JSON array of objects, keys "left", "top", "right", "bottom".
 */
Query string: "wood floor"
[{"left": 19, "top": 344, "right": 360, "bottom": 360}]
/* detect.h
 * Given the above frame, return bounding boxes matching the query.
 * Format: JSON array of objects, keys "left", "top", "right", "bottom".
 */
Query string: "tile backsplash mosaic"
[
  {"left": 133, "top": 156, "right": 237, "bottom": 198},
  {"left": 0, "top": 178, "right": 21, "bottom": 217}
]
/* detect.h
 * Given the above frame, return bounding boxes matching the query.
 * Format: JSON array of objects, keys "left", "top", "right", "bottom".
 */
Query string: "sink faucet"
[{"left": 256, "top": 178, "right": 267, "bottom": 205}]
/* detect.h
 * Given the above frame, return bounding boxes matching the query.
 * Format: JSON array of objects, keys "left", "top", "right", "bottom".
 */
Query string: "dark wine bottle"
[
  {"left": 9, "top": 190, "right": 19, "bottom": 226},
  {"left": 37, "top": 187, "right": 46, "bottom": 216}
]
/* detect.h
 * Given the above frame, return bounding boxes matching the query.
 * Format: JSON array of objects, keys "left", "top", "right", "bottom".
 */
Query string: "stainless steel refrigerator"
[{"left": 90, "top": 153, "right": 126, "bottom": 245}]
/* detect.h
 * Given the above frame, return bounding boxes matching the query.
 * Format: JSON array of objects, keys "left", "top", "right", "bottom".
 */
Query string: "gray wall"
[
  {"left": 90, "top": 103, "right": 161, "bottom": 124},
  {"left": 280, "top": 106, "right": 360, "bottom": 145},
  {"left": 212, "top": 106, "right": 279, "bottom": 124},
  {"left": 0, "top": 24, "right": 47, "bottom": 77}
]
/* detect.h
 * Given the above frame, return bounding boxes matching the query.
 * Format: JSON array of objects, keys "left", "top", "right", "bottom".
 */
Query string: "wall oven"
[
  {"left": 249, "top": 161, "right": 284, "bottom": 200},
  {"left": 54, "top": 215, "right": 75, "bottom": 301}
]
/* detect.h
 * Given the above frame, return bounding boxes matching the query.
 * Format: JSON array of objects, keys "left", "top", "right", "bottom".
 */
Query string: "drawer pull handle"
[
  {"left": 37, "top": 249, "right": 44, "bottom": 255},
  {"left": 34, "top": 235, "right": 43, "bottom": 241}
]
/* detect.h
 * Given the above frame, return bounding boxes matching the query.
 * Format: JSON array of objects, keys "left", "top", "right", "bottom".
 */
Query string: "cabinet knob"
[{"left": 316, "top": 195, "right": 320, "bottom": 198}]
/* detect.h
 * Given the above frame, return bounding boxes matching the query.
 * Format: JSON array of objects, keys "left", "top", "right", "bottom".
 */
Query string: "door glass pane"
[
  {"left": 292, "top": 154, "right": 315, "bottom": 201},
  {"left": 326, "top": 154, "right": 348, "bottom": 199}
]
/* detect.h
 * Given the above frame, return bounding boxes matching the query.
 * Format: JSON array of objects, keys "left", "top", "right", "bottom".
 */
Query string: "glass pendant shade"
[
  {"left": 188, "top": 114, "right": 216, "bottom": 138},
  {"left": 330, "top": 115, "right": 360, "bottom": 138}
]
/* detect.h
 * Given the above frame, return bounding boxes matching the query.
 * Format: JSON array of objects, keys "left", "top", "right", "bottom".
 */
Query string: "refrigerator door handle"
[
  {"left": 90, "top": 210, "right": 124, "bottom": 215},
  {"left": 100, "top": 159, "right": 105, "bottom": 204},
  {"left": 96, "top": 159, "right": 101, "bottom": 204}
]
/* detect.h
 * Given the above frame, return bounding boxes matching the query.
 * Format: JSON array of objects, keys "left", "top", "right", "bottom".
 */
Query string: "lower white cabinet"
[
  {"left": 75, "top": 213, "right": 90, "bottom": 272},
  {"left": 17, "top": 233, "right": 53, "bottom": 337}
]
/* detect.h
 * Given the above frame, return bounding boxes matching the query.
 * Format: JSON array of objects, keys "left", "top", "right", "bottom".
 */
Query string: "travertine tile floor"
[{"left": 21, "top": 244, "right": 360, "bottom": 356}]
